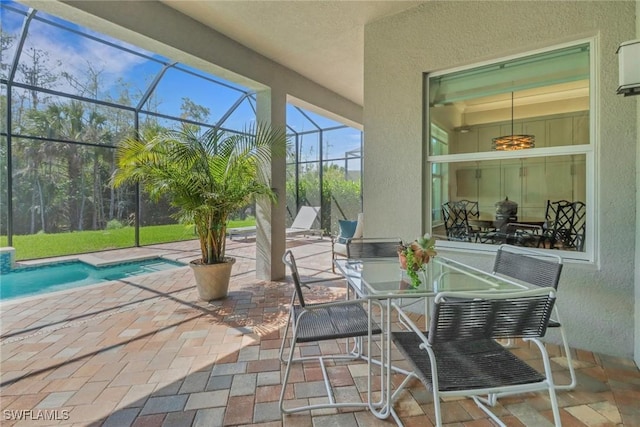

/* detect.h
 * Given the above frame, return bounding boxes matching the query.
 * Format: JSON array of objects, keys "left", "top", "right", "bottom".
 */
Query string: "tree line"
[
  {"left": 1, "top": 34, "right": 362, "bottom": 240},
  {"left": 1, "top": 35, "right": 211, "bottom": 236}
]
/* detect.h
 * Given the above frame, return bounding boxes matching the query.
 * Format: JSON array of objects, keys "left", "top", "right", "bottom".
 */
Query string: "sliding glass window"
[{"left": 427, "top": 41, "right": 593, "bottom": 258}]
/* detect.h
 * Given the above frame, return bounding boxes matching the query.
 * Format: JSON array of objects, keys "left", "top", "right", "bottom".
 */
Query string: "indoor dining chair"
[
  {"left": 540, "top": 200, "right": 586, "bottom": 251},
  {"left": 441, "top": 201, "right": 477, "bottom": 242}
]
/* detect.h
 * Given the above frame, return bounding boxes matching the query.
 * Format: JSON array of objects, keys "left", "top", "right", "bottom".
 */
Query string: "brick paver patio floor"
[{"left": 1, "top": 237, "right": 638, "bottom": 426}]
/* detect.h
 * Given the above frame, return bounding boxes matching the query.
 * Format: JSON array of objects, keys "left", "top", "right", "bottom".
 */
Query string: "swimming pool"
[{"left": 0, "top": 258, "right": 186, "bottom": 301}]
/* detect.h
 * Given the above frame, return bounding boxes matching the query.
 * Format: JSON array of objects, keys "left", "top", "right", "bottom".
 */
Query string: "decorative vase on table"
[{"left": 397, "top": 233, "right": 437, "bottom": 288}]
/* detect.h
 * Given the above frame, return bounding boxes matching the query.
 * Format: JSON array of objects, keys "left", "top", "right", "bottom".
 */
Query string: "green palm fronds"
[{"left": 112, "top": 122, "right": 287, "bottom": 264}]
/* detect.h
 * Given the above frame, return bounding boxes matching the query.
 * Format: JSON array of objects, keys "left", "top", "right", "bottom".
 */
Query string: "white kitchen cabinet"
[{"left": 447, "top": 112, "right": 588, "bottom": 220}]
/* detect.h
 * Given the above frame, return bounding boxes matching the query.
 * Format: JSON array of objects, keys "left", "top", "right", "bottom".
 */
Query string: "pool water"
[{"left": 0, "top": 258, "right": 185, "bottom": 301}]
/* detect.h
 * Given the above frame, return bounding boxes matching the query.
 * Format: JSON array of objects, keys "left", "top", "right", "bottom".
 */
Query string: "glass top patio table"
[
  {"left": 334, "top": 255, "right": 532, "bottom": 422},
  {"left": 335, "top": 256, "right": 530, "bottom": 299}
]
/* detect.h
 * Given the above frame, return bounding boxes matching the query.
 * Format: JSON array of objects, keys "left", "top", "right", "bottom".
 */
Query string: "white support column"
[
  {"left": 255, "top": 89, "right": 287, "bottom": 280},
  {"left": 634, "top": 0, "right": 640, "bottom": 369}
]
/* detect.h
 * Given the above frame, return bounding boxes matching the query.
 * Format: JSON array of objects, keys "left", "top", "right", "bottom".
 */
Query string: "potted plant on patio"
[
  {"left": 112, "top": 122, "right": 287, "bottom": 300},
  {"left": 398, "top": 233, "right": 437, "bottom": 288}
]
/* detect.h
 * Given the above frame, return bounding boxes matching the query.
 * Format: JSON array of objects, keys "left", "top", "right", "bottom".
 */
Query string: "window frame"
[{"left": 425, "top": 38, "right": 597, "bottom": 262}]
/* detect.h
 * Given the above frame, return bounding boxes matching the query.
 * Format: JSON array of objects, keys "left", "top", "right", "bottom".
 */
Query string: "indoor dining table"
[
  {"left": 468, "top": 216, "right": 547, "bottom": 231},
  {"left": 333, "top": 255, "right": 533, "bottom": 424}
]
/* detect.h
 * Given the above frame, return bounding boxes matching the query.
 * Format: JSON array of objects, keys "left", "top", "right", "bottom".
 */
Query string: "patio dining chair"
[
  {"left": 342, "top": 237, "right": 405, "bottom": 327},
  {"left": 492, "top": 244, "right": 576, "bottom": 391},
  {"left": 335, "top": 236, "right": 401, "bottom": 295},
  {"left": 331, "top": 213, "right": 363, "bottom": 272},
  {"left": 279, "top": 250, "right": 382, "bottom": 414},
  {"left": 391, "top": 288, "right": 561, "bottom": 427},
  {"left": 346, "top": 237, "right": 401, "bottom": 260}
]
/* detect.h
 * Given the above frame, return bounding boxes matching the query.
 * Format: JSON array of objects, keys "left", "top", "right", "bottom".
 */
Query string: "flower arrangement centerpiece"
[{"left": 398, "top": 233, "right": 437, "bottom": 288}]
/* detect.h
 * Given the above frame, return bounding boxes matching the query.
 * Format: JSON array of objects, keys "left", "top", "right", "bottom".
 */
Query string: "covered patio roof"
[{"left": 159, "top": 0, "right": 424, "bottom": 106}]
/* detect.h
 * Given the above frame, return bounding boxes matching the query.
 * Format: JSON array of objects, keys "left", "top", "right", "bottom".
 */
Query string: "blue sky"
[
  {"left": 1, "top": 0, "right": 362, "bottom": 159},
  {"left": 2, "top": 1, "right": 247, "bottom": 120}
]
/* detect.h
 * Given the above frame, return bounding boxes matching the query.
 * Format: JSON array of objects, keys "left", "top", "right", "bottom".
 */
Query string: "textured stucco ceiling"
[{"left": 160, "top": 1, "right": 424, "bottom": 106}]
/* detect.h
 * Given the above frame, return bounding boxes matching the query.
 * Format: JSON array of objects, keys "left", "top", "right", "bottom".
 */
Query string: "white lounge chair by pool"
[
  {"left": 227, "top": 206, "right": 323, "bottom": 240},
  {"left": 227, "top": 225, "right": 257, "bottom": 240},
  {"left": 286, "top": 206, "right": 322, "bottom": 238}
]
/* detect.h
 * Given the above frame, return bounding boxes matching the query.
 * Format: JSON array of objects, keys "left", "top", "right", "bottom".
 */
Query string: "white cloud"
[{"left": 17, "top": 21, "right": 150, "bottom": 98}]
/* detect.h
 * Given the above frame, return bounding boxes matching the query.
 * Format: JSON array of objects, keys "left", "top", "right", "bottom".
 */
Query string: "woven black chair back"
[
  {"left": 282, "top": 250, "right": 307, "bottom": 307},
  {"left": 428, "top": 291, "right": 556, "bottom": 344},
  {"left": 347, "top": 238, "right": 401, "bottom": 259},
  {"left": 493, "top": 247, "right": 562, "bottom": 289}
]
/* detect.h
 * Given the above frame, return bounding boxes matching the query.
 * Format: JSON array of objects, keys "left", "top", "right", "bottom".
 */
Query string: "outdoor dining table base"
[{"left": 367, "top": 298, "right": 414, "bottom": 424}]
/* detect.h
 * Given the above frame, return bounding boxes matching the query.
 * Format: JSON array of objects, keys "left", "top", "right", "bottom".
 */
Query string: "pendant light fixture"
[{"left": 491, "top": 92, "right": 535, "bottom": 151}]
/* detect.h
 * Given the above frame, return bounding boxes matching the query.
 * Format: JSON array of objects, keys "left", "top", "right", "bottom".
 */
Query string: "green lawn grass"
[{"left": 0, "top": 218, "right": 256, "bottom": 261}]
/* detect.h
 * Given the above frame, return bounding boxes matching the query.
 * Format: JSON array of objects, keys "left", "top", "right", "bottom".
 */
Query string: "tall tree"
[
  {"left": 180, "top": 97, "right": 210, "bottom": 123},
  {"left": 11, "top": 48, "right": 61, "bottom": 233},
  {"left": 0, "top": 30, "right": 16, "bottom": 79},
  {"left": 16, "top": 47, "right": 60, "bottom": 112}
]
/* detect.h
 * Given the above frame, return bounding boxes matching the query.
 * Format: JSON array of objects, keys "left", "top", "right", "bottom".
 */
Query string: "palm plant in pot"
[{"left": 112, "top": 122, "right": 287, "bottom": 300}]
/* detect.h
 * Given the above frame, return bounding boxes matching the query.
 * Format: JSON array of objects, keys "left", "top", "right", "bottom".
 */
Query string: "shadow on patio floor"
[{"left": 1, "top": 238, "right": 638, "bottom": 426}]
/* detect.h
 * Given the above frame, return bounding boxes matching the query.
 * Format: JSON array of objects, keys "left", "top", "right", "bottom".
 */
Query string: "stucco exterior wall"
[
  {"left": 364, "top": 1, "right": 637, "bottom": 357},
  {"left": 635, "top": 0, "right": 640, "bottom": 368}
]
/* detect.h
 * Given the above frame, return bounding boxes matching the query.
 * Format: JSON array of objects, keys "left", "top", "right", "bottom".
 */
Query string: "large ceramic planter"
[{"left": 190, "top": 257, "right": 236, "bottom": 301}]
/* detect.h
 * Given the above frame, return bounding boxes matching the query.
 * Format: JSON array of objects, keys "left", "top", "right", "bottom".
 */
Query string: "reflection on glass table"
[{"left": 338, "top": 256, "right": 528, "bottom": 298}]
